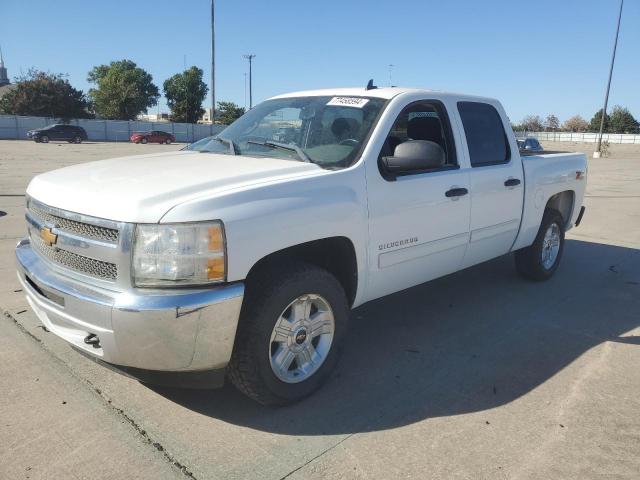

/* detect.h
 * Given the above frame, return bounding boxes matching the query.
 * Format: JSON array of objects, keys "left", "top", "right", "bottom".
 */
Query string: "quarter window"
[{"left": 457, "top": 101, "right": 510, "bottom": 167}]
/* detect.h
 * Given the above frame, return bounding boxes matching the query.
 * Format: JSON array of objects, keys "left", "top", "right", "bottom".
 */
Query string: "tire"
[
  {"left": 73, "top": 135, "right": 82, "bottom": 144},
  {"left": 141, "top": 138, "right": 148, "bottom": 144},
  {"left": 515, "top": 208, "right": 565, "bottom": 281},
  {"left": 40, "top": 135, "right": 49, "bottom": 143},
  {"left": 228, "top": 262, "right": 349, "bottom": 406},
  {"left": 165, "top": 138, "right": 172, "bottom": 145}
]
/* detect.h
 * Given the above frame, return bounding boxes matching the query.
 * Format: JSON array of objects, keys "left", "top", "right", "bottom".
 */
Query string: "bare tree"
[
  {"left": 562, "top": 115, "right": 589, "bottom": 132},
  {"left": 521, "top": 115, "right": 544, "bottom": 132}
]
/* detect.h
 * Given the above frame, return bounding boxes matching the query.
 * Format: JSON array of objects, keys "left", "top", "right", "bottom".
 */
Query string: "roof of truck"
[{"left": 270, "top": 87, "right": 498, "bottom": 104}]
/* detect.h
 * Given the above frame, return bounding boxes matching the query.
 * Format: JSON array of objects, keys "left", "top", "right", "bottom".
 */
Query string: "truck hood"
[{"left": 27, "top": 151, "right": 322, "bottom": 223}]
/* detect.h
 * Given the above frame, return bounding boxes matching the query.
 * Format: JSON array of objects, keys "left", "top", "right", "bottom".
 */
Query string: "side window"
[
  {"left": 457, "top": 101, "right": 510, "bottom": 167},
  {"left": 378, "top": 100, "right": 457, "bottom": 179}
]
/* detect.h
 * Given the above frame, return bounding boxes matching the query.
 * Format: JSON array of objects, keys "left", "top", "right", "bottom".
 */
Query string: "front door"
[{"left": 365, "top": 98, "right": 471, "bottom": 301}]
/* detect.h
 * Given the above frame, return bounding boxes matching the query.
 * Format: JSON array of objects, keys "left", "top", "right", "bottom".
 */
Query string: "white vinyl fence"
[
  {"left": 515, "top": 131, "right": 640, "bottom": 144},
  {"left": 0, "top": 115, "right": 225, "bottom": 143}
]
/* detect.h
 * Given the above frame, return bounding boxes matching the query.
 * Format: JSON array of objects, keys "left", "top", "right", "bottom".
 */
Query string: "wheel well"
[
  {"left": 545, "top": 191, "right": 575, "bottom": 227},
  {"left": 245, "top": 237, "right": 358, "bottom": 306}
]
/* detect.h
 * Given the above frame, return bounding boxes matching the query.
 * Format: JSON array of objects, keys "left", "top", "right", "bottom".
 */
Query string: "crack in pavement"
[
  {"left": 278, "top": 433, "right": 356, "bottom": 480},
  {"left": 2, "top": 309, "right": 199, "bottom": 480}
]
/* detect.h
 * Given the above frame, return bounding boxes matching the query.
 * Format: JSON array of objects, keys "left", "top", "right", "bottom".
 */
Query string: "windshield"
[{"left": 185, "top": 95, "right": 387, "bottom": 169}]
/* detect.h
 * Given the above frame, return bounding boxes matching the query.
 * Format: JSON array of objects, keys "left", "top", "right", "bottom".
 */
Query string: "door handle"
[
  {"left": 504, "top": 178, "right": 521, "bottom": 187},
  {"left": 445, "top": 187, "right": 469, "bottom": 198}
]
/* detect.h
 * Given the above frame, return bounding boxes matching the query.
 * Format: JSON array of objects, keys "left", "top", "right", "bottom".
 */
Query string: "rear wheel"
[
  {"left": 228, "top": 262, "right": 348, "bottom": 406},
  {"left": 515, "top": 209, "right": 565, "bottom": 281},
  {"left": 73, "top": 135, "right": 82, "bottom": 144},
  {"left": 165, "top": 138, "right": 172, "bottom": 145}
]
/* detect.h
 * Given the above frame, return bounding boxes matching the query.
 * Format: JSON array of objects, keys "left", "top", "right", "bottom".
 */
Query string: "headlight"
[{"left": 133, "top": 221, "right": 226, "bottom": 287}]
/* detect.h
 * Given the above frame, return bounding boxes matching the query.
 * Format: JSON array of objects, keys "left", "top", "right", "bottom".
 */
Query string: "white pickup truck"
[{"left": 16, "top": 86, "right": 587, "bottom": 405}]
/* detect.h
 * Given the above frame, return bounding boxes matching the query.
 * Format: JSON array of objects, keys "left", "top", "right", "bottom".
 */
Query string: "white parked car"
[{"left": 16, "top": 86, "right": 587, "bottom": 405}]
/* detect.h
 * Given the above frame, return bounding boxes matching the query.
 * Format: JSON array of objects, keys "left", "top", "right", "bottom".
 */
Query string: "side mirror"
[{"left": 381, "top": 140, "right": 445, "bottom": 177}]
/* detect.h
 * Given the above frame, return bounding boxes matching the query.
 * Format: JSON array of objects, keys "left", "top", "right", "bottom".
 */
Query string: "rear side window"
[{"left": 457, "top": 102, "right": 510, "bottom": 167}]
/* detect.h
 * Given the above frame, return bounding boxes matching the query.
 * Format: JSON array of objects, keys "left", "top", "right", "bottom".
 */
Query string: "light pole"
[
  {"left": 244, "top": 72, "right": 248, "bottom": 110},
  {"left": 210, "top": 0, "right": 216, "bottom": 124},
  {"left": 595, "top": 0, "right": 624, "bottom": 157},
  {"left": 388, "top": 64, "right": 394, "bottom": 87},
  {"left": 243, "top": 54, "right": 256, "bottom": 109}
]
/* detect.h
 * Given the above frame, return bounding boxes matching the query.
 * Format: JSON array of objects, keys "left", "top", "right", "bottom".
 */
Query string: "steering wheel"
[{"left": 339, "top": 138, "right": 359, "bottom": 147}]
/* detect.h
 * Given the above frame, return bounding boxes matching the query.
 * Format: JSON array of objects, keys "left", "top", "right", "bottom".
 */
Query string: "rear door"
[
  {"left": 61, "top": 126, "right": 73, "bottom": 140},
  {"left": 456, "top": 101, "right": 524, "bottom": 268},
  {"left": 48, "top": 125, "right": 63, "bottom": 140}
]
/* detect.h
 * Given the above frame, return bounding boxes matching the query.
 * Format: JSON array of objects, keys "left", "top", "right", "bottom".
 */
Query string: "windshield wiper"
[
  {"left": 246, "top": 140, "right": 310, "bottom": 163},
  {"left": 212, "top": 136, "right": 236, "bottom": 155}
]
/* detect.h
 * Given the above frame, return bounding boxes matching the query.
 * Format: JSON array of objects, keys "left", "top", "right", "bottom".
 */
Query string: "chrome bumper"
[{"left": 15, "top": 238, "right": 244, "bottom": 373}]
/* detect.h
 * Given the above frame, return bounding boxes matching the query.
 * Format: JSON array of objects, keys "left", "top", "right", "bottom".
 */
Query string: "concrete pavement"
[{"left": 1, "top": 140, "right": 639, "bottom": 479}]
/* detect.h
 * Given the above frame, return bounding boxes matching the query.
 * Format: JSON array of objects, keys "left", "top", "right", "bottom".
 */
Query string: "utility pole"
[
  {"left": 210, "top": 0, "right": 216, "bottom": 124},
  {"left": 244, "top": 72, "right": 248, "bottom": 110},
  {"left": 243, "top": 54, "right": 256, "bottom": 109},
  {"left": 595, "top": 0, "right": 624, "bottom": 157},
  {"left": 388, "top": 64, "right": 394, "bottom": 87}
]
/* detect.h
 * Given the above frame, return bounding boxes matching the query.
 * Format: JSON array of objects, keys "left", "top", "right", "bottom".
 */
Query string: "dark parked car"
[
  {"left": 517, "top": 137, "right": 543, "bottom": 152},
  {"left": 130, "top": 130, "right": 175, "bottom": 144},
  {"left": 27, "top": 124, "right": 88, "bottom": 143}
]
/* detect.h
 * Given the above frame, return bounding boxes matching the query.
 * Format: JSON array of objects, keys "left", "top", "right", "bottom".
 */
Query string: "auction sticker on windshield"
[{"left": 326, "top": 97, "right": 370, "bottom": 108}]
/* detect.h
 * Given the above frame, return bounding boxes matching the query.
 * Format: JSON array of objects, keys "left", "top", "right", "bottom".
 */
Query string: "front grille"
[
  {"left": 29, "top": 202, "right": 119, "bottom": 243},
  {"left": 31, "top": 234, "right": 118, "bottom": 281}
]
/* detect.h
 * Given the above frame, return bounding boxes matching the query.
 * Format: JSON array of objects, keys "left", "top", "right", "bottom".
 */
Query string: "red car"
[{"left": 130, "top": 130, "right": 175, "bottom": 144}]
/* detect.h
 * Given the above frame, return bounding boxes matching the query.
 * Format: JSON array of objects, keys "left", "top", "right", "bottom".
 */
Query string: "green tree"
[
  {"left": 87, "top": 60, "right": 159, "bottom": 120},
  {"left": 216, "top": 101, "right": 245, "bottom": 125},
  {"left": 163, "top": 66, "right": 208, "bottom": 123},
  {"left": 608, "top": 105, "right": 639, "bottom": 134},
  {"left": 0, "top": 69, "right": 92, "bottom": 118},
  {"left": 588, "top": 109, "right": 609, "bottom": 133},
  {"left": 544, "top": 114, "right": 559, "bottom": 131}
]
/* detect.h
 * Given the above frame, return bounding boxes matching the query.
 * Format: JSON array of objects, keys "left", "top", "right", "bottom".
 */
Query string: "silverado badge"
[{"left": 40, "top": 227, "right": 58, "bottom": 247}]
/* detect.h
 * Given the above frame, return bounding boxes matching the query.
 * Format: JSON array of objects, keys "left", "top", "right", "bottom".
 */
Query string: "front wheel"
[
  {"left": 228, "top": 262, "right": 349, "bottom": 406},
  {"left": 40, "top": 135, "right": 49, "bottom": 143},
  {"left": 141, "top": 138, "right": 148, "bottom": 144},
  {"left": 515, "top": 209, "right": 565, "bottom": 281}
]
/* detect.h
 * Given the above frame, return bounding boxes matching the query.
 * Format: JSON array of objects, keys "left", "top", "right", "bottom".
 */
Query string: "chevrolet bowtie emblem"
[{"left": 40, "top": 227, "right": 58, "bottom": 247}]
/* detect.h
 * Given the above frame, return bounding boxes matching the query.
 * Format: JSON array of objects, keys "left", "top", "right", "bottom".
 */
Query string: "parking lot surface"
[{"left": 1, "top": 140, "right": 639, "bottom": 479}]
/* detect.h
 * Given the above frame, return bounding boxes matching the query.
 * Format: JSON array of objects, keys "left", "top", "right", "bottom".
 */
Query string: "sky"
[{"left": 1, "top": 0, "right": 638, "bottom": 124}]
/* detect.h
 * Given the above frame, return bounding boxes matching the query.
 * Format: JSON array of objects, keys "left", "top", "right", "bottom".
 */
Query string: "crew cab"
[{"left": 16, "top": 86, "right": 587, "bottom": 406}]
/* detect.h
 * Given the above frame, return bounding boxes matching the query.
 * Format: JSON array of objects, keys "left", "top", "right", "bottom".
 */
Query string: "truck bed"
[{"left": 512, "top": 151, "right": 588, "bottom": 251}]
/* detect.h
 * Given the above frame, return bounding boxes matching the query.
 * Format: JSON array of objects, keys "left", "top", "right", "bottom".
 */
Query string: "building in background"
[
  {"left": 0, "top": 46, "right": 14, "bottom": 100},
  {"left": 200, "top": 108, "right": 213, "bottom": 124},
  {"left": 0, "top": 47, "right": 10, "bottom": 87},
  {"left": 137, "top": 112, "right": 170, "bottom": 122}
]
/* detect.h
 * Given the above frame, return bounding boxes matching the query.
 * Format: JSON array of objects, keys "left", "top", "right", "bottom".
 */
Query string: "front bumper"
[{"left": 16, "top": 238, "right": 244, "bottom": 382}]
